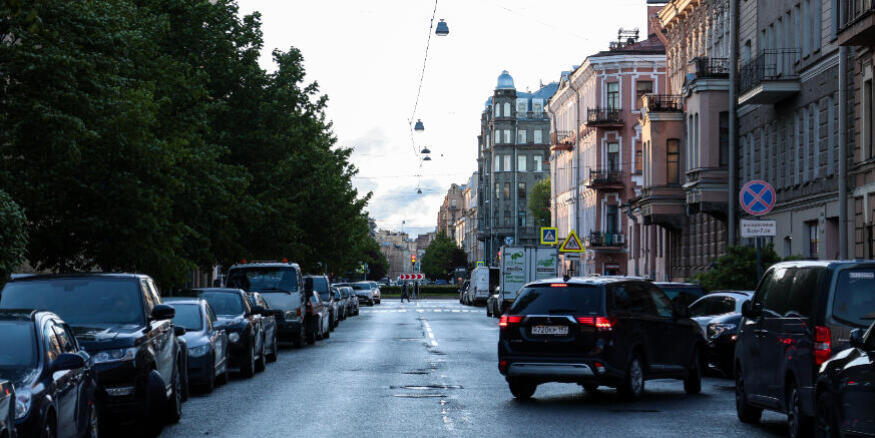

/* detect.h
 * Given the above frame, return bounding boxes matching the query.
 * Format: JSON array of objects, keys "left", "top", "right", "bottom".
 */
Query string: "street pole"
[
  {"left": 838, "top": 46, "right": 848, "bottom": 260},
  {"left": 728, "top": 0, "right": 738, "bottom": 247}
]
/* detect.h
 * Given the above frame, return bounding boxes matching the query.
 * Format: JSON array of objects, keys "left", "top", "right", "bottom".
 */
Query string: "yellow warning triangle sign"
[{"left": 559, "top": 230, "right": 585, "bottom": 253}]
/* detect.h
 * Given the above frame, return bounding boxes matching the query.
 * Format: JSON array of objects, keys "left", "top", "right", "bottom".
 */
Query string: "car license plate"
[{"left": 531, "top": 325, "right": 568, "bottom": 336}]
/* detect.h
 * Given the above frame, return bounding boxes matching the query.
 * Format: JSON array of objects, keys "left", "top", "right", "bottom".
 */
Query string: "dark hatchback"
[
  {"left": 689, "top": 291, "right": 753, "bottom": 376},
  {"left": 498, "top": 277, "right": 704, "bottom": 400},
  {"left": 0, "top": 310, "right": 98, "bottom": 438},
  {"left": 815, "top": 319, "right": 875, "bottom": 437},
  {"left": 246, "top": 292, "right": 278, "bottom": 362},
  {"left": 0, "top": 274, "right": 184, "bottom": 432},
  {"left": 188, "top": 288, "right": 266, "bottom": 378},
  {"left": 165, "top": 298, "right": 229, "bottom": 392},
  {"left": 735, "top": 261, "right": 875, "bottom": 438}
]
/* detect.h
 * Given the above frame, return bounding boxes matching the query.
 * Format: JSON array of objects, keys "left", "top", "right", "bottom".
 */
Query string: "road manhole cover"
[{"left": 392, "top": 393, "right": 446, "bottom": 398}]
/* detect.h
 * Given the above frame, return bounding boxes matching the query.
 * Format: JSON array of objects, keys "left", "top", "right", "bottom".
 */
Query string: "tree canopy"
[
  {"left": 420, "top": 233, "right": 467, "bottom": 281},
  {"left": 528, "top": 177, "right": 551, "bottom": 229},
  {"left": 694, "top": 244, "right": 792, "bottom": 291},
  {"left": 0, "top": 0, "right": 374, "bottom": 286}
]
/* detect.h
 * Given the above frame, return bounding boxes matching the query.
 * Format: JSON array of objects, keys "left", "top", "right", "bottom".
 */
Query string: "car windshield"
[
  {"left": 310, "top": 277, "right": 329, "bottom": 294},
  {"left": 660, "top": 286, "right": 705, "bottom": 308},
  {"left": 509, "top": 285, "right": 603, "bottom": 315},
  {"left": 170, "top": 304, "right": 203, "bottom": 331},
  {"left": 833, "top": 269, "right": 875, "bottom": 327},
  {"left": 1, "top": 278, "right": 144, "bottom": 326},
  {"left": 690, "top": 296, "right": 737, "bottom": 317},
  {"left": 200, "top": 292, "right": 244, "bottom": 316},
  {"left": 0, "top": 321, "right": 37, "bottom": 371},
  {"left": 227, "top": 268, "right": 298, "bottom": 292},
  {"left": 352, "top": 283, "right": 370, "bottom": 290}
]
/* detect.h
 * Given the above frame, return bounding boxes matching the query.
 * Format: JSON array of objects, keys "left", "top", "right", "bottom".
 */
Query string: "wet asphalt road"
[{"left": 160, "top": 299, "right": 791, "bottom": 437}]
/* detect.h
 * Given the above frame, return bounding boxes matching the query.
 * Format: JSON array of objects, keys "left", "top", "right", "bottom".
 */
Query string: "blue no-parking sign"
[{"left": 739, "top": 180, "right": 776, "bottom": 216}]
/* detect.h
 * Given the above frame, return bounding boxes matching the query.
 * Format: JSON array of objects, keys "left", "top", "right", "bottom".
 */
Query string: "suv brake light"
[
  {"left": 576, "top": 316, "right": 614, "bottom": 331},
  {"left": 814, "top": 326, "right": 831, "bottom": 365},
  {"left": 499, "top": 315, "right": 522, "bottom": 328}
]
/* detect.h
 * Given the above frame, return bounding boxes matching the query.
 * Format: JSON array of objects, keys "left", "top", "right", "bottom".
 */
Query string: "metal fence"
[
  {"left": 738, "top": 49, "right": 800, "bottom": 95},
  {"left": 586, "top": 108, "right": 623, "bottom": 125}
]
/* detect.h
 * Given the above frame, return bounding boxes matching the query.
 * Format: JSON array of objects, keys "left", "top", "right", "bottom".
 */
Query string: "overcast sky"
[{"left": 236, "top": 0, "right": 649, "bottom": 238}]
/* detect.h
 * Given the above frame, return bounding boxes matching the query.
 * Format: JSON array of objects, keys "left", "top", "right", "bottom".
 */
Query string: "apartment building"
[{"left": 437, "top": 183, "right": 465, "bottom": 239}]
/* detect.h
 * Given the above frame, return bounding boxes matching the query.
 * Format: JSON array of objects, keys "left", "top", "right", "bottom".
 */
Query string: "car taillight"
[
  {"left": 814, "top": 325, "right": 831, "bottom": 365},
  {"left": 576, "top": 316, "right": 614, "bottom": 331},
  {"left": 499, "top": 315, "right": 522, "bottom": 328},
  {"left": 498, "top": 360, "right": 508, "bottom": 374},
  {"left": 296, "top": 308, "right": 302, "bottom": 317}
]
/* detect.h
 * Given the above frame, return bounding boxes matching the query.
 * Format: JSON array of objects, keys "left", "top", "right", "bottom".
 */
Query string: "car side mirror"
[
  {"left": 173, "top": 326, "right": 186, "bottom": 337},
  {"left": 849, "top": 329, "right": 865, "bottom": 349},
  {"left": 51, "top": 353, "right": 86, "bottom": 372},
  {"left": 304, "top": 278, "right": 314, "bottom": 295},
  {"left": 251, "top": 305, "right": 266, "bottom": 315},
  {"left": 673, "top": 302, "right": 691, "bottom": 318},
  {"left": 151, "top": 304, "right": 175, "bottom": 321},
  {"left": 741, "top": 301, "right": 762, "bottom": 318}
]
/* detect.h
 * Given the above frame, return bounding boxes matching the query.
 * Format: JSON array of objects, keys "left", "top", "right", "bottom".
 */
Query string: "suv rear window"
[
  {"left": 227, "top": 268, "right": 298, "bottom": 292},
  {"left": 509, "top": 285, "right": 603, "bottom": 315},
  {"left": 833, "top": 269, "right": 875, "bottom": 327},
  {"left": 1, "top": 278, "right": 144, "bottom": 326}
]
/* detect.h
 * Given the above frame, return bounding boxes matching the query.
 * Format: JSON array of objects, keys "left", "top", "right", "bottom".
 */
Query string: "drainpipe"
[
  {"left": 838, "top": 46, "right": 848, "bottom": 260},
  {"left": 568, "top": 79, "right": 582, "bottom": 276},
  {"left": 547, "top": 104, "right": 557, "bottom": 229},
  {"left": 728, "top": 0, "right": 738, "bottom": 247}
]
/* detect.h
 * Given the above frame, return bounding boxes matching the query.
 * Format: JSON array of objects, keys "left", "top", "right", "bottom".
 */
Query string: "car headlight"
[
  {"left": 189, "top": 344, "right": 211, "bottom": 357},
  {"left": 284, "top": 311, "right": 296, "bottom": 320},
  {"left": 93, "top": 347, "right": 137, "bottom": 364},
  {"left": 708, "top": 323, "right": 737, "bottom": 340},
  {"left": 228, "top": 332, "right": 241, "bottom": 343},
  {"left": 14, "top": 390, "right": 31, "bottom": 420}
]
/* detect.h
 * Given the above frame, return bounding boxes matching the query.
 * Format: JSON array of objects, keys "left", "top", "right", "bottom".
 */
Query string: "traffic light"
[{"left": 411, "top": 254, "right": 416, "bottom": 266}]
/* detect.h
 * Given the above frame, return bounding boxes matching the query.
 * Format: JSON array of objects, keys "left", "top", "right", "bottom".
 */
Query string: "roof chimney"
[{"left": 646, "top": 1, "right": 668, "bottom": 38}]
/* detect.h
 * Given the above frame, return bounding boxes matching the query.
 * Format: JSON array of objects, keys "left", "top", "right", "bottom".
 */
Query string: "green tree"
[
  {"left": 528, "top": 177, "right": 551, "bottom": 229},
  {"left": 421, "top": 233, "right": 467, "bottom": 281},
  {"left": 360, "top": 238, "right": 389, "bottom": 281},
  {"left": 0, "top": 191, "right": 28, "bottom": 282},
  {"left": 694, "top": 244, "right": 787, "bottom": 291}
]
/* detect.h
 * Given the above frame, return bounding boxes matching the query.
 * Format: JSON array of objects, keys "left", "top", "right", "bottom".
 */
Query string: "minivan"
[{"left": 734, "top": 261, "right": 875, "bottom": 438}]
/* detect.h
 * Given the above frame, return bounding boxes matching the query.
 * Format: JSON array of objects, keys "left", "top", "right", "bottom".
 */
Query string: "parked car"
[
  {"left": 225, "top": 262, "right": 311, "bottom": 348},
  {"left": 306, "top": 275, "right": 338, "bottom": 331},
  {"left": 341, "top": 286, "right": 359, "bottom": 316},
  {"left": 497, "top": 277, "right": 704, "bottom": 400},
  {"left": 486, "top": 293, "right": 500, "bottom": 317},
  {"left": 654, "top": 282, "right": 707, "bottom": 308},
  {"left": 0, "top": 310, "right": 99, "bottom": 438},
  {"left": 165, "top": 298, "right": 229, "bottom": 392},
  {"left": 307, "top": 284, "right": 331, "bottom": 342},
  {"left": 0, "top": 274, "right": 184, "bottom": 432},
  {"left": 368, "top": 282, "right": 382, "bottom": 304},
  {"left": 458, "top": 281, "right": 470, "bottom": 304},
  {"left": 189, "top": 288, "right": 266, "bottom": 378},
  {"left": 246, "top": 292, "right": 279, "bottom": 362},
  {"left": 331, "top": 287, "right": 347, "bottom": 322},
  {"left": 688, "top": 291, "right": 754, "bottom": 376},
  {"left": 0, "top": 380, "right": 13, "bottom": 438},
  {"left": 815, "top": 319, "right": 875, "bottom": 437},
  {"left": 735, "top": 261, "right": 875, "bottom": 438},
  {"left": 351, "top": 282, "right": 376, "bottom": 306}
]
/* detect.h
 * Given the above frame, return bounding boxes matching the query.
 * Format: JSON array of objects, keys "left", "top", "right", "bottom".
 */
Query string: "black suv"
[
  {"left": 497, "top": 277, "right": 703, "bottom": 400},
  {"left": 0, "top": 274, "right": 185, "bottom": 432},
  {"left": 734, "top": 261, "right": 875, "bottom": 438},
  {"left": 226, "top": 262, "right": 312, "bottom": 348}
]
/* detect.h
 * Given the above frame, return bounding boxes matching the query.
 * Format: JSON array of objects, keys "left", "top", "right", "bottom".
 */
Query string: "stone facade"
[{"left": 437, "top": 183, "right": 464, "bottom": 239}]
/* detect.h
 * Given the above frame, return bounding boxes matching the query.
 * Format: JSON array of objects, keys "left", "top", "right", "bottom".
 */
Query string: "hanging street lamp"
[
  {"left": 435, "top": 19, "right": 449, "bottom": 36},
  {"left": 414, "top": 119, "right": 425, "bottom": 131},
  {"left": 420, "top": 147, "right": 431, "bottom": 155}
]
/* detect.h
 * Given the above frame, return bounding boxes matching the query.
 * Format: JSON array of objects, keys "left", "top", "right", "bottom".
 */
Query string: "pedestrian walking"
[
  {"left": 414, "top": 281, "right": 420, "bottom": 302},
  {"left": 401, "top": 281, "right": 410, "bottom": 303}
]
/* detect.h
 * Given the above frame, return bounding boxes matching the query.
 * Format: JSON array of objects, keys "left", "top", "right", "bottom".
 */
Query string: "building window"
[
  {"left": 719, "top": 111, "right": 729, "bottom": 166},
  {"left": 866, "top": 79, "right": 873, "bottom": 159},
  {"left": 517, "top": 129, "right": 527, "bottom": 144},
  {"left": 635, "top": 143, "right": 643, "bottom": 174},
  {"left": 533, "top": 102, "right": 543, "bottom": 113},
  {"left": 606, "top": 205, "right": 619, "bottom": 235},
  {"left": 517, "top": 101, "right": 527, "bottom": 114},
  {"left": 503, "top": 102, "right": 511, "bottom": 117},
  {"left": 533, "top": 129, "right": 542, "bottom": 144},
  {"left": 495, "top": 184, "right": 500, "bottom": 201},
  {"left": 636, "top": 80, "right": 653, "bottom": 109},
  {"left": 518, "top": 211, "right": 526, "bottom": 227},
  {"left": 667, "top": 139, "right": 680, "bottom": 184},
  {"left": 534, "top": 155, "right": 543, "bottom": 172},
  {"left": 694, "top": 113, "right": 700, "bottom": 169},
  {"left": 607, "top": 82, "right": 620, "bottom": 111},
  {"left": 494, "top": 155, "right": 500, "bottom": 172},
  {"left": 494, "top": 105, "right": 499, "bottom": 117},
  {"left": 486, "top": 134, "right": 491, "bottom": 147},
  {"left": 743, "top": 41, "right": 751, "bottom": 63},
  {"left": 503, "top": 182, "right": 510, "bottom": 199},
  {"left": 504, "top": 155, "right": 511, "bottom": 172},
  {"left": 504, "top": 129, "right": 511, "bottom": 144},
  {"left": 827, "top": 95, "right": 835, "bottom": 175},
  {"left": 504, "top": 210, "right": 511, "bottom": 226},
  {"left": 807, "top": 220, "right": 819, "bottom": 259},
  {"left": 607, "top": 142, "right": 620, "bottom": 172},
  {"left": 518, "top": 155, "right": 527, "bottom": 172},
  {"left": 518, "top": 182, "right": 526, "bottom": 199}
]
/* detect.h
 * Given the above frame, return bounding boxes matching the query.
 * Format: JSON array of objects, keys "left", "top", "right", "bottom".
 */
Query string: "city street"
[{"left": 161, "top": 300, "right": 789, "bottom": 437}]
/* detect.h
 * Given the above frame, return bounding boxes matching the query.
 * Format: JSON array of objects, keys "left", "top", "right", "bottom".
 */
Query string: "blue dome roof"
[{"left": 496, "top": 70, "right": 515, "bottom": 90}]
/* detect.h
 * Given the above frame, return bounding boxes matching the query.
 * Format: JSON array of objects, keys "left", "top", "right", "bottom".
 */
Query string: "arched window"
[{"left": 504, "top": 102, "right": 511, "bottom": 117}]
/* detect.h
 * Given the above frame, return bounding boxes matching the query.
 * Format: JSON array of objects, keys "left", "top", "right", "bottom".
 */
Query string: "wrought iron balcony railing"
[
  {"left": 586, "top": 169, "right": 625, "bottom": 188},
  {"left": 692, "top": 57, "right": 729, "bottom": 78},
  {"left": 586, "top": 108, "right": 623, "bottom": 126},
  {"left": 642, "top": 94, "right": 683, "bottom": 112},
  {"left": 738, "top": 49, "right": 800, "bottom": 96},
  {"left": 586, "top": 232, "right": 625, "bottom": 248}
]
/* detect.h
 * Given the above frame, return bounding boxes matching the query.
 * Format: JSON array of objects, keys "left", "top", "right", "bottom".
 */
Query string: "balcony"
[
  {"left": 738, "top": 49, "right": 801, "bottom": 106},
  {"left": 586, "top": 169, "right": 625, "bottom": 190},
  {"left": 641, "top": 94, "right": 683, "bottom": 113},
  {"left": 550, "top": 130, "right": 574, "bottom": 152},
  {"left": 518, "top": 111, "right": 550, "bottom": 120},
  {"left": 691, "top": 57, "right": 729, "bottom": 78},
  {"left": 586, "top": 108, "right": 623, "bottom": 128},
  {"left": 683, "top": 167, "right": 729, "bottom": 218},
  {"left": 838, "top": 0, "right": 875, "bottom": 46},
  {"left": 637, "top": 186, "right": 686, "bottom": 230},
  {"left": 586, "top": 232, "right": 625, "bottom": 248}
]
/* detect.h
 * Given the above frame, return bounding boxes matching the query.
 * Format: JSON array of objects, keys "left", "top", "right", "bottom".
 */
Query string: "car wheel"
[
  {"left": 619, "top": 353, "right": 645, "bottom": 400},
  {"left": 306, "top": 321, "right": 316, "bottom": 345},
  {"left": 165, "top": 363, "right": 183, "bottom": 424},
  {"left": 815, "top": 391, "right": 840, "bottom": 438},
  {"left": 40, "top": 413, "right": 56, "bottom": 438},
  {"left": 684, "top": 348, "right": 702, "bottom": 395},
  {"left": 508, "top": 378, "right": 537, "bottom": 400},
  {"left": 85, "top": 402, "right": 99, "bottom": 438},
  {"left": 323, "top": 320, "right": 331, "bottom": 339},
  {"left": 788, "top": 382, "right": 814, "bottom": 438},
  {"left": 735, "top": 365, "right": 763, "bottom": 424},
  {"left": 267, "top": 333, "right": 278, "bottom": 363},
  {"left": 241, "top": 342, "right": 256, "bottom": 378}
]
